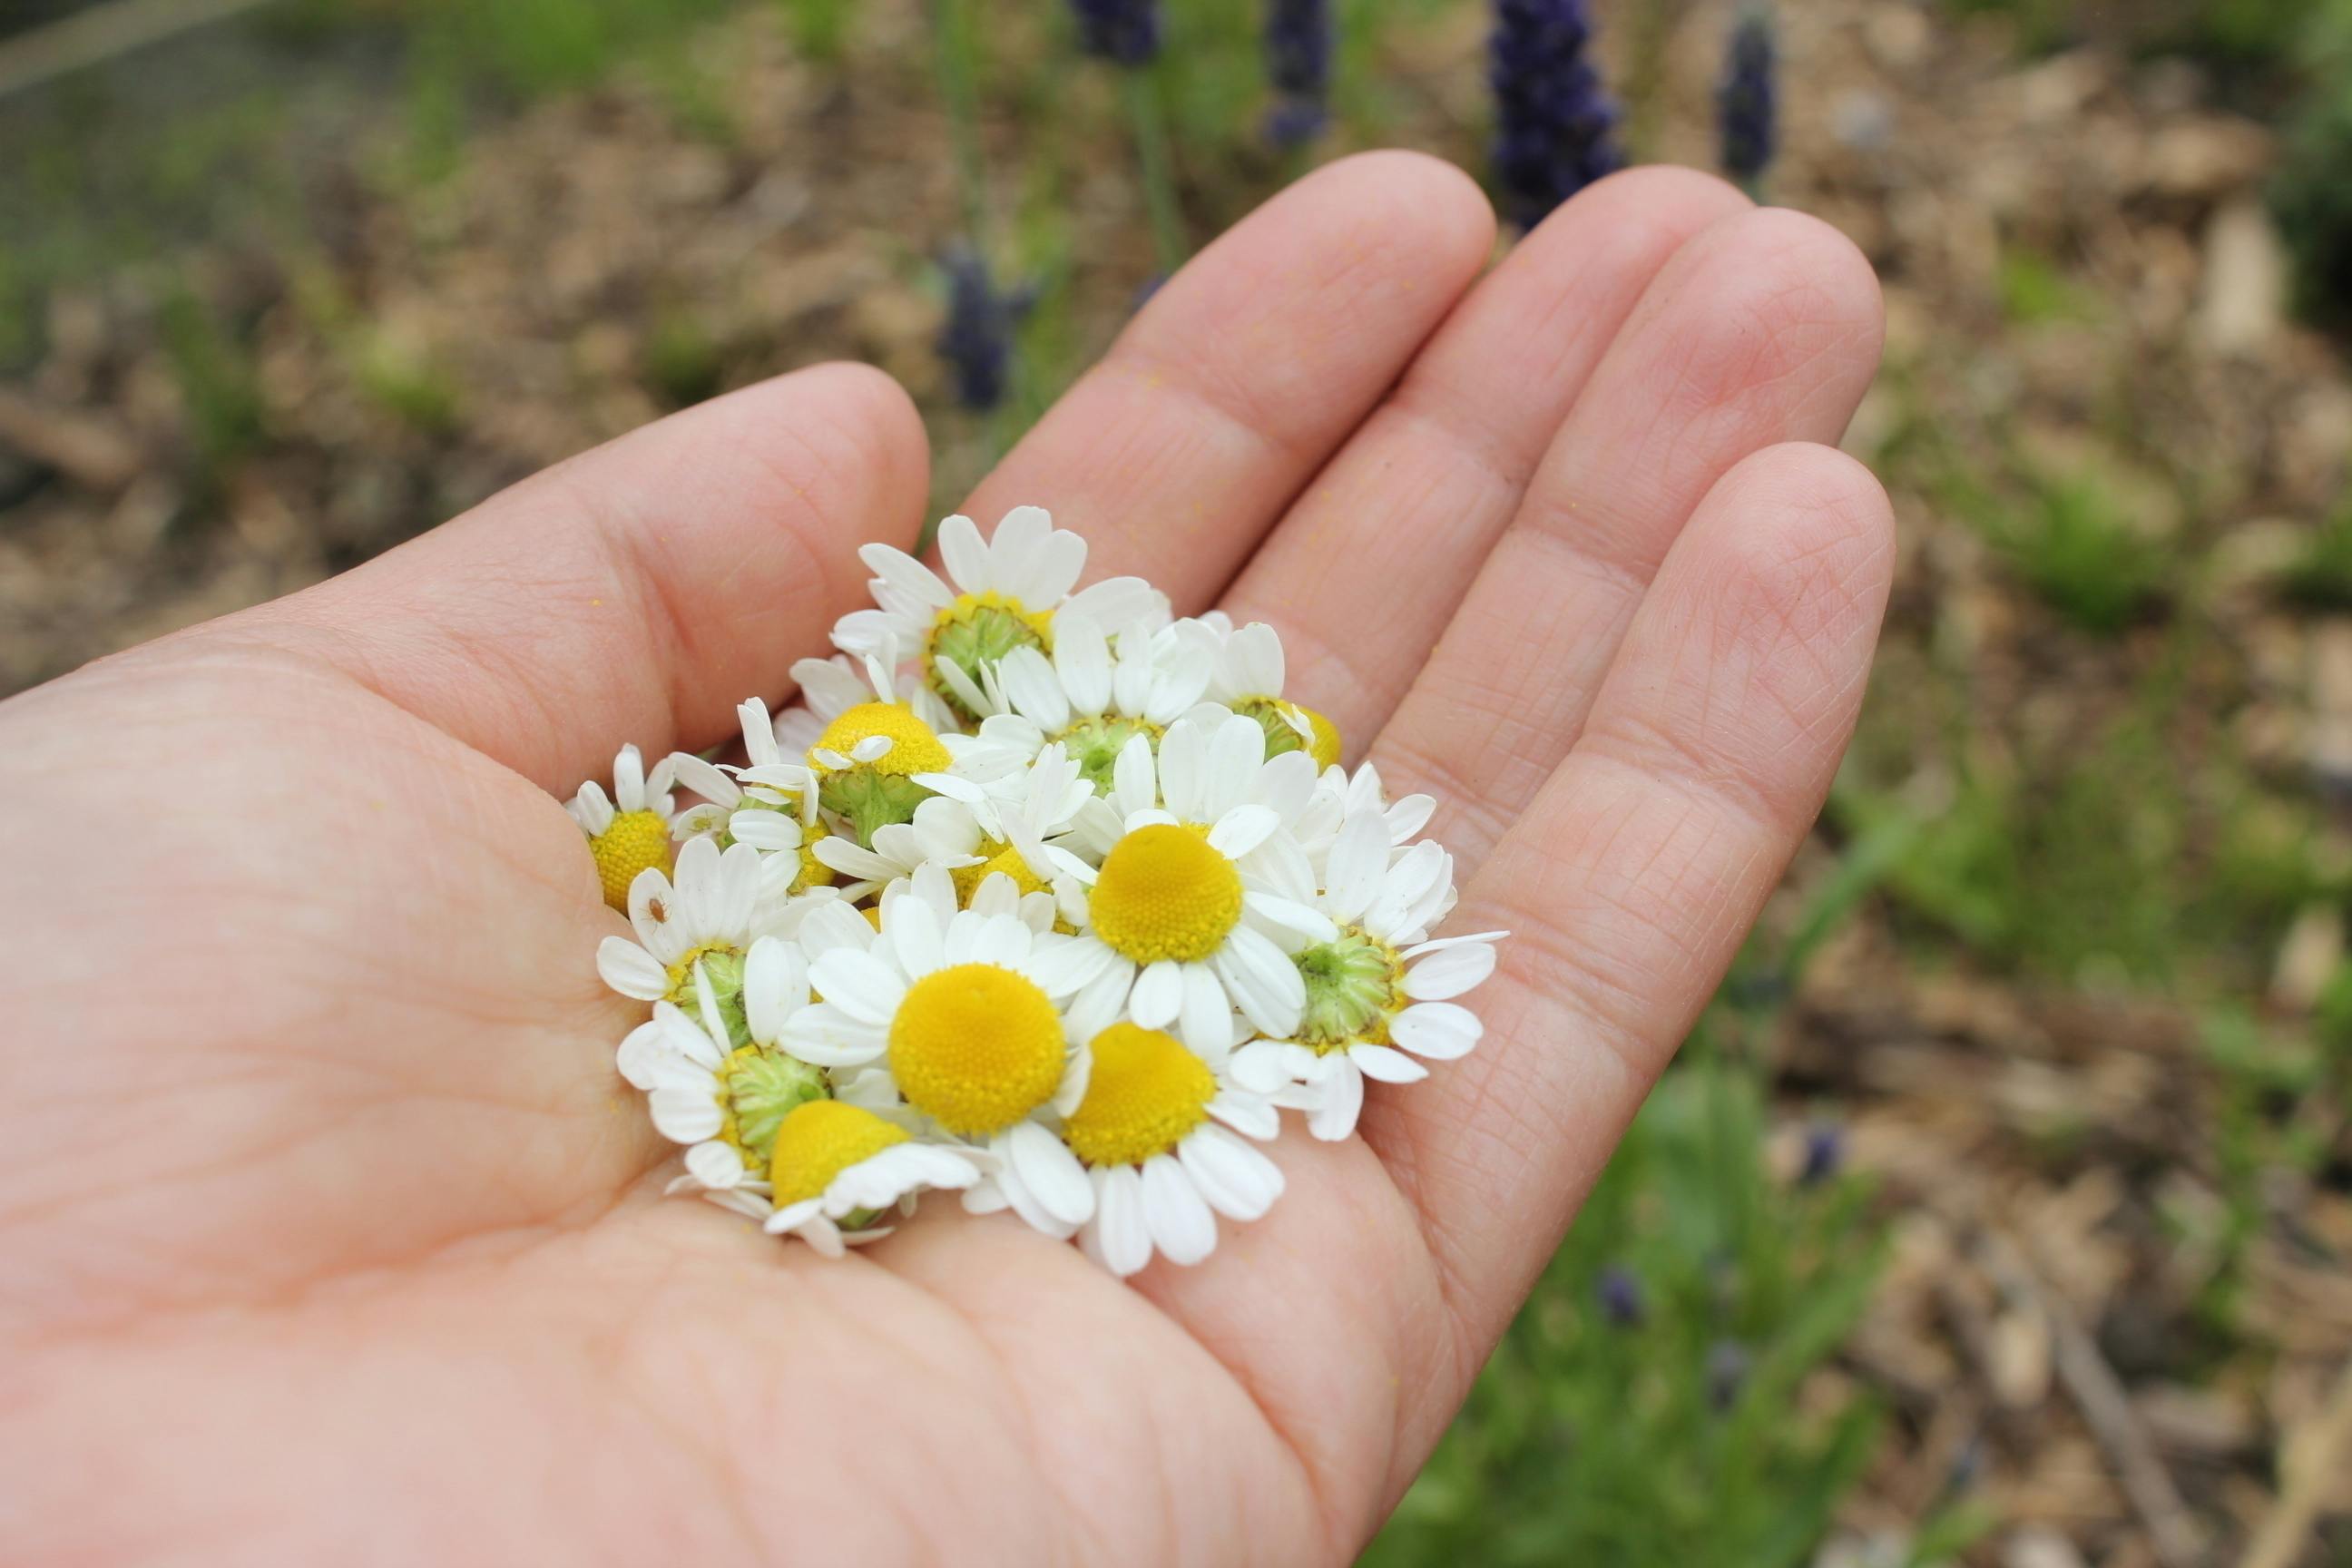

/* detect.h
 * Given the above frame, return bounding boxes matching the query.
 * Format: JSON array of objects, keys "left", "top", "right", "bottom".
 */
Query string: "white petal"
[
  {"left": 1323, "top": 808, "right": 1391, "bottom": 925},
  {"left": 1005, "top": 1122, "right": 1095, "bottom": 1227},
  {"left": 1200, "top": 709, "right": 1266, "bottom": 820},
  {"left": 1205, "top": 1092, "right": 1280, "bottom": 1141},
  {"left": 1028, "top": 933, "right": 1117, "bottom": 997},
  {"left": 1402, "top": 941, "right": 1499, "bottom": 1001},
  {"left": 1140, "top": 1155, "right": 1218, "bottom": 1266},
  {"left": 1096, "top": 1166, "right": 1153, "bottom": 1276},
  {"left": 777, "top": 1003, "right": 887, "bottom": 1067},
  {"left": 1205, "top": 803, "right": 1279, "bottom": 860},
  {"left": 741, "top": 937, "right": 804, "bottom": 1046},
  {"left": 936, "top": 513, "right": 990, "bottom": 592},
  {"left": 1178, "top": 964, "right": 1233, "bottom": 1060},
  {"left": 887, "top": 892, "right": 946, "bottom": 978},
  {"left": 1227, "top": 1039, "right": 1299, "bottom": 1095},
  {"left": 597, "top": 937, "right": 670, "bottom": 1001},
  {"left": 1241, "top": 891, "right": 1339, "bottom": 951},
  {"left": 1156, "top": 714, "right": 1206, "bottom": 821},
  {"left": 1224, "top": 622, "right": 1285, "bottom": 699},
  {"left": 1391, "top": 1002, "right": 1484, "bottom": 1061},
  {"left": 859, "top": 542, "right": 954, "bottom": 609},
  {"left": 1307, "top": 1057, "right": 1364, "bottom": 1142},
  {"left": 1179, "top": 1125, "right": 1284, "bottom": 1220},
  {"left": 1216, "top": 925, "right": 1304, "bottom": 1037},
  {"left": 650, "top": 1087, "right": 725, "bottom": 1143},
  {"left": 1022, "top": 524, "right": 1086, "bottom": 606},
  {"left": 1131, "top": 960, "right": 1184, "bottom": 1029},
  {"left": 684, "top": 1140, "right": 747, "bottom": 1189},
  {"left": 729, "top": 811, "right": 803, "bottom": 854},
  {"left": 808, "top": 949, "right": 905, "bottom": 1025},
  {"left": 1349, "top": 1044, "right": 1430, "bottom": 1084}
]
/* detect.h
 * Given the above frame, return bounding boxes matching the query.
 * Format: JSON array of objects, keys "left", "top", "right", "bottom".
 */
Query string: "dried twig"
[
  {"left": 1978, "top": 1229, "right": 2209, "bottom": 1568},
  {"left": 2238, "top": 1354, "right": 2352, "bottom": 1568}
]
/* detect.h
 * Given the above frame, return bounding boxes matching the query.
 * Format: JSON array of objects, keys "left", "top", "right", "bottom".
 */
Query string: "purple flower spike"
[
  {"left": 1071, "top": 0, "right": 1160, "bottom": 66},
  {"left": 1488, "top": 0, "right": 1622, "bottom": 230},
  {"left": 1265, "top": 0, "right": 1331, "bottom": 148},
  {"left": 1718, "top": 6, "right": 1778, "bottom": 188}
]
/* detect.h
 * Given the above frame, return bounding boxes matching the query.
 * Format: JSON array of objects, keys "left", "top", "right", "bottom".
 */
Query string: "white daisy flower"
[
  {"left": 1051, "top": 709, "right": 1337, "bottom": 1057},
  {"left": 595, "top": 835, "right": 767, "bottom": 1044},
  {"left": 1229, "top": 808, "right": 1507, "bottom": 1142},
  {"left": 564, "top": 742, "right": 679, "bottom": 912},
  {"left": 950, "top": 615, "right": 1211, "bottom": 788},
  {"left": 1191, "top": 612, "right": 1344, "bottom": 770},
  {"left": 1021, "top": 1020, "right": 1287, "bottom": 1276},
  {"left": 616, "top": 937, "right": 829, "bottom": 1194},
  {"left": 773, "top": 643, "right": 962, "bottom": 849},
  {"left": 778, "top": 891, "right": 1118, "bottom": 1234},
  {"left": 669, "top": 696, "right": 818, "bottom": 847},
  {"left": 1290, "top": 760, "right": 1439, "bottom": 879},
  {"left": 758, "top": 1099, "right": 985, "bottom": 1256},
  {"left": 832, "top": 505, "right": 1168, "bottom": 719}
]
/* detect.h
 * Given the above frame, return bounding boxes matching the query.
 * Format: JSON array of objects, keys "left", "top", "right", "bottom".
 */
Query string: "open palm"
[{"left": 0, "top": 156, "right": 1889, "bottom": 1566}]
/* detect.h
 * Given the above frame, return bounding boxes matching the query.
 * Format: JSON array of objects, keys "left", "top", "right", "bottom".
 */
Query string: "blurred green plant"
[
  {"left": 780, "top": 0, "right": 858, "bottom": 63},
  {"left": 2271, "top": 0, "right": 2352, "bottom": 331},
  {"left": 1363, "top": 1055, "right": 1891, "bottom": 1567},
  {"left": 1948, "top": 458, "right": 2171, "bottom": 636},
  {"left": 1365, "top": 818, "right": 1971, "bottom": 1567},
  {"left": 158, "top": 286, "right": 267, "bottom": 479},
  {"left": 2280, "top": 496, "right": 2352, "bottom": 609}
]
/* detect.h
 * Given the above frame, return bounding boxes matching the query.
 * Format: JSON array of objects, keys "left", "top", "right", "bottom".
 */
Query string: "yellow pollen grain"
[
  {"left": 768, "top": 1100, "right": 909, "bottom": 1207},
  {"left": 1063, "top": 1023, "right": 1217, "bottom": 1168},
  {"left": 886, "top": 963, "right": 1065, "bottom": 1136},
  {"left": 1087, "top": 823, "right": 1242, "bottom": 965},
  {"left": 590, "top": 810, "right": 672, "bottom": 912},
  {"left": 808, "top": 702, "right": 951, "bottom": 777}
]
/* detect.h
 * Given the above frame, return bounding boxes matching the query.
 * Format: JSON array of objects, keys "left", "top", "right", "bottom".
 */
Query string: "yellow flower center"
[
  {"left": 1287, "top": 701, "right": 1344, "bottom": 770},
  {"left": 589, "top": 809, "right": 672, "bottom": 912},
  {"left": 1087, "top": 823, "right": 1242, "bottom": 965},
  {"left": 1063, "top": 1023, "right": 1218, "bottom": 1168},
  {"left": 951, "top": 837, "right": 1046, "bottom": 904},
  {"left": 768, "top": 1100, "right": 910, "bottom": 1207},
  {"left": 796, "top": 822, "right": 838, "bottom": 893},
  {"left": 808, "top": 702, "right": 952, "bottom": 777},
  {"left": 886, "top": 962, "right": 1066, "bottom": 1136}
]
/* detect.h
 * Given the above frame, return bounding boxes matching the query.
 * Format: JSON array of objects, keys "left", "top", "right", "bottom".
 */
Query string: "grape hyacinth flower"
[
  {"left": 935, "top": 245, "right": 1031, "bottom": 414},
  {"left": 1717, "top": 5, "right": 1777, "bottom": 194},
  {"left": 1264, "top": 0, "right": 1331, "bottom": 148},
  {"left": 1070, "top": 0, "right": 1159, "bottom": 65},
  {"left": 1488, "top": 0, "right": 1622, "bottom": 230}
]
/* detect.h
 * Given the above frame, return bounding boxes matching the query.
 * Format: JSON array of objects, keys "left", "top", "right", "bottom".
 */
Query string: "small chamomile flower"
[
  {"left": 1230, "top": 808, "right": 1506, "bottom": 1141},
  {"left": 617, "top": 938, "right": 829, "bottom": 1194},
  {"left": 912, "top": 742, "right": 1095, "bottom": 899},
  {"left": 565, "top": 743, "right": 680, "bottom": 911},
  {"left": 1194, "top": 612, "right": 1344, "bottom": 770},
  {"left": 780, "top": 645, "right": 960, "bottom": 849},
  {"left": 759, "top": 1100, "right": 986, "bottom": 1255},
  {"left": 953, "top": 616, "right": 1211, "bottom": 789},
  {"left": 670, "top": 693, "right": 825, "bottom": 843},
  {"left": 779, "top": 891, "right": 1116, "bottom": 1232},
  {"left": 1044, "top": 1021, "right": 1286, "bottom": 1276},
  {"left": 596, "top": 836, "right": 767, "bottom": 1045},
  {"left": 1048, "top": 710, "right": 1338, "bottom": 1056},
  {"left": 832, "top": 505, "right": 1168, "bottom": 718},
  {"left": 1290, "top": 759, "right": 1438, "bottom": 878}
]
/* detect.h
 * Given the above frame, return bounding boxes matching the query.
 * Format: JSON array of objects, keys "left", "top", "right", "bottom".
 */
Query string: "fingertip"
[{"left": 1308, "top": 148, "right": 1498, "bottom": 264}]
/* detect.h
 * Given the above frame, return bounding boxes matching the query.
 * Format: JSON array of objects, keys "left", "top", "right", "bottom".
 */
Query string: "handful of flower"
[{"left": 573, "top": 507, "right": 1506, "bottom": 1277}]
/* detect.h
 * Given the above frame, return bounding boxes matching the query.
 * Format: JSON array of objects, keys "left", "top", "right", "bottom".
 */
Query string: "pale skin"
[{"left": 0, "top": 156, "right": 1891, "bottom": 1565}]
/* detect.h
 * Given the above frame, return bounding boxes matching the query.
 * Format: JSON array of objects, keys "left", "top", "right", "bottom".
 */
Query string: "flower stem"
[
  {"left": 934, "top": 0, "right": 991, "bottom": 245},
  {"left": 1120, "top": 65, "right": 1187, "bottom": 275}
]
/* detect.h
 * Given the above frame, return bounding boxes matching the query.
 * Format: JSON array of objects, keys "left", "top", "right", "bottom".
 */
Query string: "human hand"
[{"left": 0, "top": 154, "right": 1889, "bottom": 1565}]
